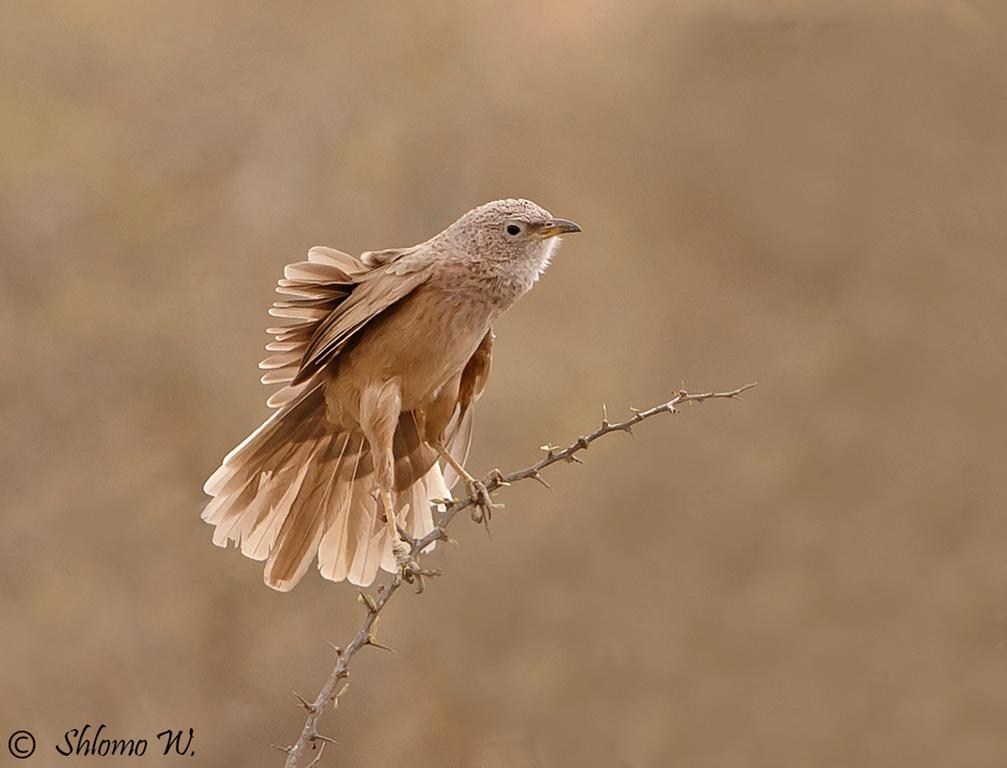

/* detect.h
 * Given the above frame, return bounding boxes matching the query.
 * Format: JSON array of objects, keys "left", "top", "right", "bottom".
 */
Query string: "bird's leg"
[
  {"left": 379, "top": 489, "right": 411, "bottom": 562},
  {"left": 360, "top": 380, "right": 415, "bottom": 573},
  {"left": 431, "top": 442, "right": 499, "bottom": 526},
  {"left": 418, "top": 377, "right": 499, "bottom": 527}
]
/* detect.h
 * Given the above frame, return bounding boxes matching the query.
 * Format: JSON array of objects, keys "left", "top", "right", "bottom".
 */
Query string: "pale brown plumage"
[{"left": 202, "top": 199, "right": 580, "bottom": 590}]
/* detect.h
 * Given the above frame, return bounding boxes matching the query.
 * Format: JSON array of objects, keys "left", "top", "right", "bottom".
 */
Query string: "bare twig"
[{"left": 281, "top": 382, "right": 755, "bottom": 767}]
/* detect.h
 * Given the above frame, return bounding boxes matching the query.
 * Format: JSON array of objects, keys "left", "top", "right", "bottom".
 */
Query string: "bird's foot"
[
  {"left": 391, "top": 535, "right": 413, "bottom": 567},
  {"left": 466, "top": 478, "right": 501, "bottom": 528},
  {"left": 392, "top": 531, "right": 440, "bottom": 593}
]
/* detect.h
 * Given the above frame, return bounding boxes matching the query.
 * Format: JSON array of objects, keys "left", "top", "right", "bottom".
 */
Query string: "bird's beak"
[{"left": 535, "top": 218, "right": 582, "bottom": 238}]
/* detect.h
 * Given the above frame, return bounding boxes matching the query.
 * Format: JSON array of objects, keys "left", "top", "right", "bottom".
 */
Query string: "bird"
[{"left": 202, "top": 199, "right": 581, "bottom": 591}]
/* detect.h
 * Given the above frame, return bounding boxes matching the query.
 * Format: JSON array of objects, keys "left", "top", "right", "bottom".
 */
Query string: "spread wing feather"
[
  {"left": 292, "top": 245, "right": 435, "bottom": 384},
  {"left": 260, "top": 244, "right": 436, "bottom": 405}
]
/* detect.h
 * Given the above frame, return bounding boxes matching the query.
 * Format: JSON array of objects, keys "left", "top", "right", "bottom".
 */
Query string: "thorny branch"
[{"left": 278, "top": 382, "right": 756, "bottom": 767}]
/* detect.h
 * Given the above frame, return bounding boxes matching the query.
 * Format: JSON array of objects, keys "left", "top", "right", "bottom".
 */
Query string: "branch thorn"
[
  {"left": 366, "top": 634, "right": 397, "bottom": 654},
  {"left": 531, "top": 471, "right": 552, "bottom": 489},
  {"left": 293, "top": 691, "right": 316, "bottom": 712}
]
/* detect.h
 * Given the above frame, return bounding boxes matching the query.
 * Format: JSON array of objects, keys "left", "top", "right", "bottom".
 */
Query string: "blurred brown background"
[{"left": 3, "top": 1, "right": 1006, "bottom": 766}]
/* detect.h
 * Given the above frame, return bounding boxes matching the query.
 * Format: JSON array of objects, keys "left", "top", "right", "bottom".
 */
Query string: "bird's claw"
[
  {"left": 392, "top": 536, "right": 415, "bottom": 569},
  {"left": 486, "top": 467, "right": 510, "bottom": 487},
  {"left": 467, "top": 478, "right": 499, "bottom": 526},
  {"left": 391, "top": 535, "right": 440, "bottom": 592}
]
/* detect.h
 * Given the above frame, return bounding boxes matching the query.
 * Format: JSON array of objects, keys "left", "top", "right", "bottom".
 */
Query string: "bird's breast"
[{"left": 331, "top": 282, "right": 495, "bottom": 415}]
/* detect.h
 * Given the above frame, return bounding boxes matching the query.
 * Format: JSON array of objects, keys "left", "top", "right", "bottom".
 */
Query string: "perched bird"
[{"left": 202, "top": 199, "right": 581, "bottom": 590}]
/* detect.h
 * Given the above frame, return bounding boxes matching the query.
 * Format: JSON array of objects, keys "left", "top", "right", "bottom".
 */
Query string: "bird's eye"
[{"left": 505, "top": 224, "right": 521, "bottom": 236}]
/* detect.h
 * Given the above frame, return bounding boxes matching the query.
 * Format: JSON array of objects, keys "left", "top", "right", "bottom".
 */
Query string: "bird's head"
[{"left": 443, "top": 198, "right": 581, "bottom": 271}]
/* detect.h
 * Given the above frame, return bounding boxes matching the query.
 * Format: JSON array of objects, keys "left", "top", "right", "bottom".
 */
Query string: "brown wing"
[
  {"left": 458, "top": 329, "right": 494, "bottom": 407},
  {"left": 442, "top": 329, "right": 494, "bottom": 488},
  {"left": 291, "top": 245, "right": 435, "bottom": 384},
  {"left": 260, "top": 245, "right": 436, "bottom": 405}
]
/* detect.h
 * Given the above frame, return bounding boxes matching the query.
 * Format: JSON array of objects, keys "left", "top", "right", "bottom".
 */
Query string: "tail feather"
[
  {"left": 346, "top": 488, "right": 383, "bottom": 587},
  {"left": 203, "top": 384, "right": 326, "bottom": 499},
  {"left": 263, "top": 434, "right": 337, "bottom": 590},
  {"left": 317, "top": 436, "right": 364, "bottom": 583}
]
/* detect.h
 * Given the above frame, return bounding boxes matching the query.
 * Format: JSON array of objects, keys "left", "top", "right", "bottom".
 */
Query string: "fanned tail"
[{"left": 202, "top": 388, "right": 446, "bottom": 590}]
